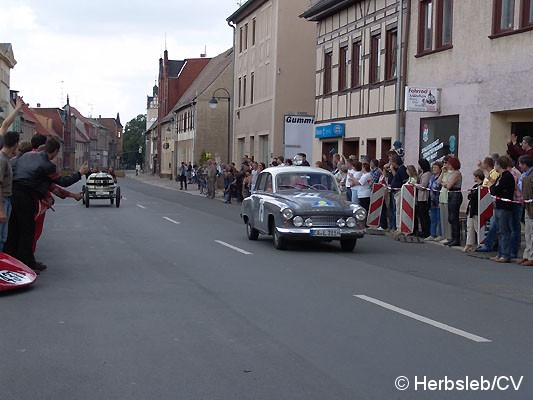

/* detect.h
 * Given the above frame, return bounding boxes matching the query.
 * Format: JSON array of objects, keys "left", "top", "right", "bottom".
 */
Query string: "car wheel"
[
  {"left": 246, "top": 221, "right": 259, "bottom": 240},
  {"left": 340, "top": 238, "right": 357, "bottom": 252},
  {"left": 84, "top": 188, "right": 90, "bottom": 208},
  {"left": 273, "top": 227, "right": 287, "bottom": 250},
  {"left": 81, "top": 185, "right": 86, "bottom": 204},
  {"left": 116, "top": 187, "right": 121, "bottom": 208}
]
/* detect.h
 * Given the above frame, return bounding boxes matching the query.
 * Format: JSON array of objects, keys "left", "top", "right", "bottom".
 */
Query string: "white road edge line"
[
  {"left": 137, "top": 204, "right": 146, "bottom": 209},
  {"left": 353, "top": 295, "right": 491, "bottom": 343},
  {"left": 215, "top": 240, "right": 252, "bottom": 255},
  {"left": 163, "top": 217, "right": 180, "bottom": 224}
]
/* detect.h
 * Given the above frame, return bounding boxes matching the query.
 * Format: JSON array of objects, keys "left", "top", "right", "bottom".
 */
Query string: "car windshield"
[{"left": 276, "top": 173, "right": 338, "bottom": 192}]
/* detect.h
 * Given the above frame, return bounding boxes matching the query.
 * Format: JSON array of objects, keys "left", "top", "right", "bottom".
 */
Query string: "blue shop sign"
[{"left": 315, "top": 123, "right": 345, "bottom": 139}]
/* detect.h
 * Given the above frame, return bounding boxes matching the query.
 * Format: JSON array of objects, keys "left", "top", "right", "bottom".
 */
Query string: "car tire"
[
  {"left": 116, "top": 187, "right": 121, "bottom": 208},
  {"left": 246, "top": 221, "right": 259, "bottom": 240},
  {"left": 84, "top": 188, "right": 90, "bottom": 208},
  {"left": 340, "top": 238, "right": 357, "bottom": 252},
  {"left": 273, "top": 227, "right": 287, "bottom": 250},
  {"left": 81, "top": 185, "right": 86, "bottom": 204}
]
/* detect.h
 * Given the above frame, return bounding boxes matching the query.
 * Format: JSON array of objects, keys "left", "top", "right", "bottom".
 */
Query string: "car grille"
[{"left": 305, "top": 216, "right": 343, "bottom": 227}]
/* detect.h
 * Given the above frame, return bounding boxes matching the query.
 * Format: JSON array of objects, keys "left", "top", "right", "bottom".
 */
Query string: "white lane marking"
[
  {"left": 137, "top": 204, "right": 146, "bottom": 209},
  {"left": 163, "top": 217, "right": 181, "bottom": 224},
  {"left": 353, "top": 295, "right": 491, "bottom": 343},
  {"left": 215, "top": 240, "right": 252, "bottom": 255}
]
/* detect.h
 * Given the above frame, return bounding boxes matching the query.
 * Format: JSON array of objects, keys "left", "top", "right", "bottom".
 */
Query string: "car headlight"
[
  {"left": 336, "top": 218, "right": 346, "bottom": 227},
  {"left": 281, "top": 208, "right": 294, "bottom": 220},
  {"left": 346, "top": 217, "right": 356, "bottom": 227},
  {"left": 304, "top": 218, "right": 313, "bottom": 227},
  {"left": 293, "top": 216, "right": 304, "bottom": 227},
  {"left": 354, "top": 208, "right": 367, "bottom": 221}
]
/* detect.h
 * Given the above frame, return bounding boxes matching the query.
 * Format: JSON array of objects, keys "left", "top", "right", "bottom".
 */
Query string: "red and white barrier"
[
  {"left": 400, "top": 184, "right": 415, "bottom": 234},
  {"left": 367, "top": 183, "right": 386, "bottom": 228},
  {"left": 477, "top": 186, "right": 494, "bottom": 246}
]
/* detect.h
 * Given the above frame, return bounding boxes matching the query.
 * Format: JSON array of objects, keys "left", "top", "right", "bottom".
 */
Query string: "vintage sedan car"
[{"left": 241, "top": 166, "right": 366, "bottom": 251}]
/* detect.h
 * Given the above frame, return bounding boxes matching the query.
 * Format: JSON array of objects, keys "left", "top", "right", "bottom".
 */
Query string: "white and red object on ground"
[{"left": 0, "top": 253, "right": 38, "bottom": 291}]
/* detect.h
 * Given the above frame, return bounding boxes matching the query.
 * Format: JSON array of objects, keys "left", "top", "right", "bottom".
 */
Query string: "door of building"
[
  {"left": 366, "top": 139, "right": 376, "bottom": 159},
  {"left": 343, "top": 140, "right": 359, "bottom": 159}
]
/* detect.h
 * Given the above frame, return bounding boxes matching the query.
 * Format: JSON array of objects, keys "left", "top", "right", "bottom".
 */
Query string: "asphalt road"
[{"left": 1, "top": 175, "right": 533, "bottom": 400}]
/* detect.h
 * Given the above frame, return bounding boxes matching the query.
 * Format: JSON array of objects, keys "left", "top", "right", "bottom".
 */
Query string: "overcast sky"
[{"left": 1, "top": 1, "right": 240, "bottom": 125}]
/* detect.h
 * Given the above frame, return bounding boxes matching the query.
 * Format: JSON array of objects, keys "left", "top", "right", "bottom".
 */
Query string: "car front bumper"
[{"left": 275, "top": 226, "right": 365, "bottom": 240}]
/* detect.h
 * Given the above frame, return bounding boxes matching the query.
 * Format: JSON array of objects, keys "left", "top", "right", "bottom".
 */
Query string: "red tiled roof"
[{"left": 31, "top": 108, "right": 65, "bottom": 138}]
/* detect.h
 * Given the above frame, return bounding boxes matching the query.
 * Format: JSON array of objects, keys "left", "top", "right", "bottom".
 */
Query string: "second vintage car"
[{"left": 241, "top": 166, "right": 366, "bottom": 251}]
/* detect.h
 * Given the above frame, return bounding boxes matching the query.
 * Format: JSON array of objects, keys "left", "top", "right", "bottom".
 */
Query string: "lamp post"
[{"left": 209, "top": 88, "right": 231, "bottom": 163}]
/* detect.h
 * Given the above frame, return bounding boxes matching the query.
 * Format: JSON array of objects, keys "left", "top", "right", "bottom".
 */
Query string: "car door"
[{"left": 248, "top": 172, "right": 264, "bottom": 232}]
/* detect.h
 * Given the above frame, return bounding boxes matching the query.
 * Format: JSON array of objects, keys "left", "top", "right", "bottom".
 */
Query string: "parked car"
[{"left": 241, "top": 166, "right": 366, "bottom": 251}]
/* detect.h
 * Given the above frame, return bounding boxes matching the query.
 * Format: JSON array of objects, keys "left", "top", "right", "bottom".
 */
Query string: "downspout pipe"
[
  {"left": 395, "top": 0, "right": 404, "bottom": 145},
  {"left": 227, "top": 20, "right": 236, "bottom": 163},
  {"left": 401, "top": 0, "right": 412, "bottom": 148}
]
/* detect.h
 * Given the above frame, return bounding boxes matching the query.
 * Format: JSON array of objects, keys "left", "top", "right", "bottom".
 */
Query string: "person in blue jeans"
[
  {"left": 427, "top": 162, "right": 443, "bottom": 240},
  {"left": 489, "top": 157, "right": 516, "bottom": 262},
  {"left": 0, "top": 131, "right": 20, "bottom": 251}
]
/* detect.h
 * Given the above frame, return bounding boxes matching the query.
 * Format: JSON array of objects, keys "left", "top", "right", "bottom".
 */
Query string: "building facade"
[
  {"left": 0, "top": 44, "right": 16, "bottom": 127},
  {"left": 151, "top": 51, "right": 211, "bottom": 178},
  {"left": 169, "top": 49, "right": 233, "bottom": 171},
  {"left": 404, "top": 0, "right": 533, "bottom": 175},
  {"left": 301, "top": 0, "right": 405, "bottom": 163},
  {"left": 228, "top": 0, "right": 316, "bottom": 164}
]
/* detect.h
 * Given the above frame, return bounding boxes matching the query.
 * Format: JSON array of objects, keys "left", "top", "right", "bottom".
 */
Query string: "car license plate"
[{"left": 310, "top": 228, "right": 340, "bottom": 237}]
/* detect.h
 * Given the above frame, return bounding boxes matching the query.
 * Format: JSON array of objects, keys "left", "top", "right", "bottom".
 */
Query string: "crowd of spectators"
[{"left": 0, "top": 98, "right": 89, "bottom": 275}]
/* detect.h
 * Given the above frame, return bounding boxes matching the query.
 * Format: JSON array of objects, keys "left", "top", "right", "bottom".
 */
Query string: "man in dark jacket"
[
  {"left": 489, "top": 156, "right": 515, "bottom": 263},
  {"left": 5, "top": 137, "right": 88, "bottom": 271},
  {"left": 390, "top": 155, "right": 409, "bottom": 232}
]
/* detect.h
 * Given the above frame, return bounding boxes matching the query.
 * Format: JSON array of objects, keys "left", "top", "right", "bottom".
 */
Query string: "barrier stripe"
[
  {"left": 477, "top": 187, "right": 494, "bottom": 246},
  {"left": 367, "top": 183, "right": 386, "bottom": 228},
  {"left": 400, "top": 185, "right": 415, "bottom": 234}
]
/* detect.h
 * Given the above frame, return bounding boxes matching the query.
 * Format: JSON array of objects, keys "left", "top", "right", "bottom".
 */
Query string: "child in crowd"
[{"left": 464, "top": 169, "right": 485, "bottom": 252}]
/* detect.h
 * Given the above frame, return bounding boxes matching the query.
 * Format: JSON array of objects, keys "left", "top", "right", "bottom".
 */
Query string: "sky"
[{"left": 1, "top": 0, "right": 241, "bottom": 125}]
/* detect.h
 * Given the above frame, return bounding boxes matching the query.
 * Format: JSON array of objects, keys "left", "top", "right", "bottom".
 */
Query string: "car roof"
[{"left": 262, "top": 166, "right": 333, "bottom": 177}]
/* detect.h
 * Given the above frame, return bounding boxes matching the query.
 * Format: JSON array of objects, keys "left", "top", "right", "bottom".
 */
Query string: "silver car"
[{"left": 241, "top": 166, "right": 366, "bottom": 251}]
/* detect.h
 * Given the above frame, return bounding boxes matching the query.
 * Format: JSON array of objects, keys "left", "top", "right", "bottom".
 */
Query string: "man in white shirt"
[{"left": 345, "top": 159, "right": 356, "bottom": 202}]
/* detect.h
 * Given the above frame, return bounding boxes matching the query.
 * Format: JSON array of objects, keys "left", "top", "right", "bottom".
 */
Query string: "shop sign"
[
  {"left": 419, "top": 116, "right": 459, "bottom": 162},
  {"left": 315, "top": 123, "right": 345, "bottom": 139},
  {"left": 405, "top": 86, "right": 440, "bottom": 112}
]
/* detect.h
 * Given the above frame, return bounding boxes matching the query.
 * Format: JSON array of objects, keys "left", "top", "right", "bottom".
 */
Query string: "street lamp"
[{"left": 209, "top": 88, "right": 231, "bottom": 163}]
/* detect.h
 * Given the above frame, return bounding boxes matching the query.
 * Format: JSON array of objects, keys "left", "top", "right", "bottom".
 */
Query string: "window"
[
  {"left": 324, "top": 51, "right": 332, "bottom": 94},
  {"left": 239, "top": 27, "right": 243, "bottom": 53},
  {"left": 385, "top": 29, "right": 398, "bottom": 80},
  {"left": 252, "top": 18, "right": 256, "bottom": 45},
  {"left": 370, "top": 34, "right": 381, "bottom": 83},
  {"left": 250, "top": 72, "right": 255, "bottom": 104},
  {"left": 419, "top": 0, "right": 433, "bottom": 53},
  {"left": 493, "top": 0, "right": 514, "bottom": 34},
  {"left": 521, "top": 0, "right": 533, "bottom": 27},
  {"left": 238, "top": 77, "right": 242, "bottom": 107},
  {"left": 339, "top": 46, "right": 348, "bottom": 91},
  {"left": 351, "top": 42, "right": 362, "bottom": 87},
  {"left": 436, "top": 0, "right": 453, "bottom": 46},
  {"left": 243, "top": 75, "right": 247, "bottom": 106},
  {"left": 244, "top": 23, "right": 249, "bottom": 50}
]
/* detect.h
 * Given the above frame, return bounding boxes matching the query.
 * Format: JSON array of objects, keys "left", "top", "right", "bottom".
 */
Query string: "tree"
[{"left": 122, "top": 114, "right": 146, "bottom": 168}]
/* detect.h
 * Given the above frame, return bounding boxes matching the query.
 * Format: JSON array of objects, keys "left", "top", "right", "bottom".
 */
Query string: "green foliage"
[
  {"left": 198, "top": 150, "right": 212, "bottom": 165},
  {"left": 122, "top": 114, "right": 146, "bottom": 168}
]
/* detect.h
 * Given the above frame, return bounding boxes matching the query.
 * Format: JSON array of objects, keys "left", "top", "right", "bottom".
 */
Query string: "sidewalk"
[{"left": 125, "top": 171, "right": 226, "bottom": 201}]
